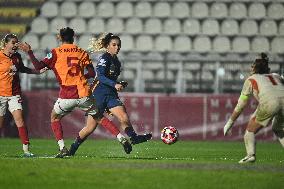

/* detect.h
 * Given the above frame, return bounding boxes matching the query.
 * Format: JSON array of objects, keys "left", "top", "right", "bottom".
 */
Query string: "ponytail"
[
  {"left": 88, "top": 33, "right": 107, "bottom": 53},
  {"left": 88, "top": 33, "right": 120, "bottom": 53}
]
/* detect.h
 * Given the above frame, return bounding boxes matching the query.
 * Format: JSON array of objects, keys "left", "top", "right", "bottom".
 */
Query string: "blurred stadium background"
[{"left": 0, "top": 0, "right": 284, "bottom": 141}]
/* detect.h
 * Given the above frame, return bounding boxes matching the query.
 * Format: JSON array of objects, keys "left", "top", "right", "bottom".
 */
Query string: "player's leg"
[
  {"left": 69, "top": 116, "right": 125, "bottom": 156},
  {"left": 271, "top": 108, "right": 284, "bottom": 147},
  {"left": 69, "top": 97, "right": 101, "bottom": 155},
  {"left": 239, "top": 117, "right": 262, "bottom": 164},
  {"left": 92, "top": 95, "right": 133, "bottom": 152},
  {"left": 239, "top": 102, "right": 276, "bottom": 163},
  {"left": 52, "top": 99, "right": 76, "bottom": 158},
  {"left": 0, "top": 97, "right": 7, "bottom": 135},
  {"left": 8, "top": 95, "right": 34, "bottom": 157},
  {"left": 50, "top": 109, "right": 68, "bottom": 158},
  {"left": 69, "top": 115, "right": 98, "bottom": 156},
  {"left": 109, "top": 104, "right": 152, "bottom": 145},
  {"left": 69, "top": 97, "right": 132, "bottom": 155},
  {"left": 70, "top": 116, "right": 132, "bottom": 156},
  {"left": 91, "top": 93, "right": 126, "bottom": 141},
  {"left": 98, "top": 116, "right": 132, "bottom": 154},
  {"left": 0, "top": 116, "right": 4, "bottom": 134},
  {"left": 0, "top": 96, "right": 8, "bottom": 134},
  {"left": 11, "top": 109, "right": 34, "bottom": 157}
]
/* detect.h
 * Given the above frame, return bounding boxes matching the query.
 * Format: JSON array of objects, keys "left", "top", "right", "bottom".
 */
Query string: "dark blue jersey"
[
  {"left": 92, "top": 52, "right": 123, "bottom": 115},
  {"left": 95, "top": 52, "right": 121, "bottom": 93}
]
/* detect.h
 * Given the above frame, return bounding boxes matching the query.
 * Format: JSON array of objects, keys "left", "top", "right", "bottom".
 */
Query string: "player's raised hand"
[
  {"left": 118, "top": 81, "right": 128, "bottom": 88},
  {"left": 224, "top": 119, "right": 234, "bottom": 136},
  {"left": 115, "top": 83, "right": 124, "bottom": 91},
  {"left": 18, "top": 42, "right": 31, "bottom": 53}
]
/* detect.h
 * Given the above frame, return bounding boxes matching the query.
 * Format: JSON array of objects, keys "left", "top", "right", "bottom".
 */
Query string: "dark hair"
[
  {"left": 253, "top": 53, "right": 270, "bottom": 74},
  {"left": 1, "top": 33, "right": 18, "bottom": 49},
  {"left": 101, "top": 33, "right": 121, "bottom": 48},
  {"left": 59, "top": 27, "right": 74, "bottom": 43},
  {"left": 259, "top": 52, "right": 269, "bottom": 63}
]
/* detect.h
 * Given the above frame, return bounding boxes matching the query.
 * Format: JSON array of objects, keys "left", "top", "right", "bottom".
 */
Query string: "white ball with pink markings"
[{"left": 161, "top": 126, "right": 179, "bottom": 145}]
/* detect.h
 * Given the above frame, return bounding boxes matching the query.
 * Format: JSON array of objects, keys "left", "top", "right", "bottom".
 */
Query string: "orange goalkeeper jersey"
[{"left": 42, "top": 44, "right": 91, "bottom": 99}]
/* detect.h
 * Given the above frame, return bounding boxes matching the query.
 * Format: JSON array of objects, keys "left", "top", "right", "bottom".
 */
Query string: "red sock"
[
  {"left": 51, "top": 121, "right": 63, "bottom": 141},
  {"left": 18, "top": 126, "right": 29, "bottom": 145},
  {"left": 100, "top": 117, "right": 120, "bottom": 136}
]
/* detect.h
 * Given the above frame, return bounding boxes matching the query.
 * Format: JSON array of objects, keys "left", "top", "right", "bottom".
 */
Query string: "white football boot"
[
  {"left": 238, "top": 154, "right": 256, "bottom": 164},
  {"left": 23, "top": 151, "right": 35, "bottom": 158}
]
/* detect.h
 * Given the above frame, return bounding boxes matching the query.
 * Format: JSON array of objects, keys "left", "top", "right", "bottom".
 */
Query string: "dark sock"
[
  {"left": 124, "top": 127, "right": 137, "bottom": 138},
  {"left": 72, "top": 135, "right": 87, "bottom": 149}
]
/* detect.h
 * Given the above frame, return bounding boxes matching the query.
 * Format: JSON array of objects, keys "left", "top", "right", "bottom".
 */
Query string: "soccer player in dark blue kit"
[{"left": 90, "top": 33, "right": 152, "bottom": 145}]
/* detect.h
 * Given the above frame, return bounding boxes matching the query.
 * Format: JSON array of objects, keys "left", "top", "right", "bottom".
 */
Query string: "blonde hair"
[
  {"left": 88, "top": 33, "right": 107, "bottom": 53},
  {"left": 0, "top": 33, "right": 18, "bottom": 50},
  {"left": 0, "top": 39, "right": 4, "bottom": 50}
]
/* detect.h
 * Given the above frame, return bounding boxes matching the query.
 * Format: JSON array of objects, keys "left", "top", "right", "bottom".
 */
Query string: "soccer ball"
[{"left": 161, "top": 126, "right": 179, "bottom": 145}]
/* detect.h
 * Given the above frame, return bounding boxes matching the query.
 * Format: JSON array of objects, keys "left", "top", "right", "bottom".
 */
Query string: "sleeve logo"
[
  {"left": 45, "top": 52, "right": 53, "bottom": 59},
  {"left": 9, "top": 65, "right": 18, "bottom": 76},
  {"left": 98, "top": 58, "right": 106, "bottom": 67}
]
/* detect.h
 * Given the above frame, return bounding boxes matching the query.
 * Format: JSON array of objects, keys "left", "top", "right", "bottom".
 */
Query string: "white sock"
[
  {"left": 244, "top": 130, "right": 256, "bottom": 156},
  {"left": 23, "top": 144, "right": 29, "bottom": 153},
  {"left": 278, "top": 137, "right": 284, "bottom": 147},
  {"left": 116, "top": 133, "right": 125, "bottom": 142},
  {"left": 57, "top": 139, "right": 65, "bottom": 150}
]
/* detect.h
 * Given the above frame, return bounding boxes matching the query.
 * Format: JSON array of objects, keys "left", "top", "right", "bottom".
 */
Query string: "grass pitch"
[{"left": 0, "top": 138, "right": 283, "bottom": 189}]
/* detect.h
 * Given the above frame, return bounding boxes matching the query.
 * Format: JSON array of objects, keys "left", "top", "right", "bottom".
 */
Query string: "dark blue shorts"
[{"left": 92, "top": 91, "right": 123, "bottom": 116}]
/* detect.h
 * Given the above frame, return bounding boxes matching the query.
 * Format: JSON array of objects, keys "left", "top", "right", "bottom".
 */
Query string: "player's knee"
[
  {"left": 246, "top": 120, "right": 262, "bottom": 134},
  {"left": 51, "top": 117, "right": 60, "bottom": 122},
  {"left": 246, "top": 127, "right": 256, "bottom": 133},
  {"left": 15, "top": 119, "right": 25, "bottom": 127},
  {"left": 50, "top": 110, "right": 62, "bottom": 122}
]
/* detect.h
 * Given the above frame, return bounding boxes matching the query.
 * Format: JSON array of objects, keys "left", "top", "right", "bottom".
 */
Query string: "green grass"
[{"left": 0, "top": 138, "right": 284, "bottom": 189}]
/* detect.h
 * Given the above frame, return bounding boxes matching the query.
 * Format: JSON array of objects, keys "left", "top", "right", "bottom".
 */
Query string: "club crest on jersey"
[
  {"left": 9, "top": 65, "right": 17, "bottom": 76},
  {"left": 98, "top": 58, "right": 106, "bottom": 67},
  {"left": 45, "top": 52, "right": 53, "bottom": 59}
]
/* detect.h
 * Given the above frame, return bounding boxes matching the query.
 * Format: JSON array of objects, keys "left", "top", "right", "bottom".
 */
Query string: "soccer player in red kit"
[{"left": 0, "top": 34, "right": 47, "bottom": 157}]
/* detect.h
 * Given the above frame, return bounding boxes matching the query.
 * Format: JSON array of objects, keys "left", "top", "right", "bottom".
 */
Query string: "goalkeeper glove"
[
  {"left": 224, "top": 118, "right": 234, "bottom": 136},
  {"left": 118, "top": 81, "right": 128, "bottom": 88}
]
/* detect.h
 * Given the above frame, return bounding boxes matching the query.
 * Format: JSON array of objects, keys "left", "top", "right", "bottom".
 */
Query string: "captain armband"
[{"left": 234, "top": 94, "right": 249, "bottom": 113}]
